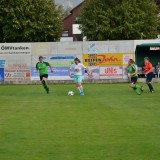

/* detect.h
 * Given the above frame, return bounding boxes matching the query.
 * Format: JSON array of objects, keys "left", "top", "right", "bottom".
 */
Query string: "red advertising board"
[
  {"left": 100, "top": 66, "right": 123, "bottom": 79},
  {"left": 5, "top": 69, "right": 30, "bottom": 81}
]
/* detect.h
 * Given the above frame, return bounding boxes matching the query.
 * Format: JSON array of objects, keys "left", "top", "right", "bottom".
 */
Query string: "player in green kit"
[
  {"left": 36, "top": 56, "right": 53, "bottom": 94},
  {"left": 126, "top": 59, "right": 143, "bottom": 95}
]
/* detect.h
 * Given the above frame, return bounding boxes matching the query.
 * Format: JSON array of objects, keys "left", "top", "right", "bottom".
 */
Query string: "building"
[
  {"left": 156, "top": 0, "right": 160, "bottom": 4},
  {"left": 62, "top": 0, "right": 160, "bottom": 42},
  {"left": 62, "top": 2, "right": 84, "bottom": 41}
]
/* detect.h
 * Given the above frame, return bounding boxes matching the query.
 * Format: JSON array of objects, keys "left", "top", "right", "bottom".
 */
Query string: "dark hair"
[
  {"left": 74, "top": 57, "right": 81, "bottom": 63},
  {"left": 39, "top": 56, "right": 43, "bottom": 60},
  {"left": 144, "top": 57, "right": 150, "bottom": 61},
  {"left": 129, "top": 59, "right": 135, "bottom": 64}
]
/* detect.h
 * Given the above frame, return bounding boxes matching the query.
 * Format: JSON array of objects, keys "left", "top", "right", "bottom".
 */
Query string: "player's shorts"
[
  {"left": 40, "top": 74, "right": 48, "bottom": 81},
  {"left": 130, "top": 77, "right": 138, "bottom": 84},
  {"left": 74, "top": 75, "right": 82, "bottom": 83},
  {"left": 146, "top": 72, "right": 153, "bottom": 83}
]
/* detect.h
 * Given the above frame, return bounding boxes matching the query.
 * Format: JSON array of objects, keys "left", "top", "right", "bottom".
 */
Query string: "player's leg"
[
  {"left": 134, "top": 83, "right": 143, "bottom": 93},
  {"left": 130, "top": 77, "right": 141, "bottom": 95},
  {"left": 77, "top": 82, "right": 84, "bottom": 95},
  {"left": 74, "top": 75, "right": 83, "bottom": 95},
  {"left": 146, "top": 73, "right": 154, "bottom": 93},
  {"left": 76, "top": 83, "right": 81, "bottom": 93},
  {"left": 134, "top": 77, "right": 144, "bottom": 92},
  {"left": 40, "top": 75, "right": 45, "bottom": 91},
  {"left": 41, "top": 75, "right": 49, "bottom": 93},
  {"left": 74, "top": 75, "right": 81, "bottom": 94},
  {"left": 77, "top": 76, "right": 84, "bottom": 95},
  {"left": 130, "top": 83, "right": 141, "bottom": 95}
]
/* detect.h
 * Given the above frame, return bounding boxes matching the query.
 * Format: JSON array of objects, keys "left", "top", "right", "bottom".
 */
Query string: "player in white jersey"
[{"left": 69, "top": 57, "right": 90, "bottom": 96}]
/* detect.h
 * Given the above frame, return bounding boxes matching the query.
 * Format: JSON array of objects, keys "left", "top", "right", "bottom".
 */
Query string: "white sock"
[
  {"left": 79, "top": 85, "right": 83, "bottom": 92},
  {"left": 77, "top": 87, "right": 81, "bottom": 92}
]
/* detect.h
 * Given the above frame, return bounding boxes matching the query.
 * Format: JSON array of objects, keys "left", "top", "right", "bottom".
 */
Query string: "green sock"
[
  {"left": 42, "top": 83, "right": 47, "bottom": 91},
  {"left": 133, "top": 88, "right": 141, "bottom": 95},
  {"left": 135, "top": 88, "right": 141, "bottom": 95},
  {"left": 44, "top": 82, "right": 49, "bottom": 89},
  {"left": 42, "top": 80, "right": 49, "bottom": 91},
  {"left": 135, "top": 84, "right": 141, "bottom": 89}
]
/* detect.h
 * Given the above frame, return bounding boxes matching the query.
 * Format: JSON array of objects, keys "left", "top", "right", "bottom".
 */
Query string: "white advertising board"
[{"left": 100, "top": 66, "right": 123, "bottom": 79}]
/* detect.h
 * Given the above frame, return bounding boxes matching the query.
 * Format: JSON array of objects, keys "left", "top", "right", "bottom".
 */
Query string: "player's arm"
[
  {"left": 81, "top": 64, "right": 91, "bottom": 76},
  {"left": 49, "top": 64, "right": 53, "bottom": 72},
  {"left": 145, "top": 64, "right": 153, "bottom": 75},
  {"left": 145, "top": 68, "right": 153, "bottom": 75},
  {"left": 85, "top": 68, "right": 90, "bottom": 75},
  {"left": 45, "top": 62, "right": 53, "bottom": 72},
  {"left": 130, "top": 70, "right": 137, "bottom": 76},
  {"left": 36, "top": 63, "right": 39, "bottom": 73},
  {"left": 125, "top": 66, "right": 129, "bottom": 71}
]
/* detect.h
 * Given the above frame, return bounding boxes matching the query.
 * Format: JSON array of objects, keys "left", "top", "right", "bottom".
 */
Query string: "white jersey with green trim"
[{"left": 70, "top": 63, "right": 86, "bottom": 76}]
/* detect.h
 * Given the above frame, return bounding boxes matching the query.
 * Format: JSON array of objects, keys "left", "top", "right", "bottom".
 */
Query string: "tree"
[
  {"left": 57, "top": 5, "right": 72, "bottom": 19},
  {"left": 0, "top": 0, "right": 63, "bottom": 42},
  {"left": 79, "top": 0, "right": 160, "bottom": 40}
]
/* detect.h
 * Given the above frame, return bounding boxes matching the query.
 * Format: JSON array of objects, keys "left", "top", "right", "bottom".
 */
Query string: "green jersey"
[
  {"left": 128, "top": 64, "right": 138, "bottom": 77},
  {"left": 36, "top": 62, "right": 50, "bottom": 76}
]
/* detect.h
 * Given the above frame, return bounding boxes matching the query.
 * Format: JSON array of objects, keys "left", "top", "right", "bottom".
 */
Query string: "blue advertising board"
[
  {"left": 0, "top": 60, "right": 5, "bottom": 67},
  {"left": 49, "top": 56, "right": 75, "bottom": 67},
  {"left": 0, "top": 68, "right": 4, "bottom": 82},
  {"left": 31, "top": 67, "right": 71, "bottom": 80}
]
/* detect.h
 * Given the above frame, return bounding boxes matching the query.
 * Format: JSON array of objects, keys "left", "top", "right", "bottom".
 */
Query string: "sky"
[{"left": 55, "top": 0, "right": 83, "bottom": 9}]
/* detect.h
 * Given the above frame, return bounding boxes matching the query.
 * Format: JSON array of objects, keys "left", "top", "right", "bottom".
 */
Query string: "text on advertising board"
[{"left": 83, "top": 54, "right": 123, "bottom": 66}]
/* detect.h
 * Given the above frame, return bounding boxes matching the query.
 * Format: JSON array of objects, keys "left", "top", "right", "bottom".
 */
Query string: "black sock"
[{"left": 147, "top": 83, "right": 154, "bottom": 91}]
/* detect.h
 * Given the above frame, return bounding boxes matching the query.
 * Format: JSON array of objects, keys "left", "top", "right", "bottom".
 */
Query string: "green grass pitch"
[{"left": 0, "top": 83, "right": 160, "bottom": 160}]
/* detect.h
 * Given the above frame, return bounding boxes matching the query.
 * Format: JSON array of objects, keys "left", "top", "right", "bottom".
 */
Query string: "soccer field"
[{"left": 0, "top": 84, "right": 160, "bottom": 160}]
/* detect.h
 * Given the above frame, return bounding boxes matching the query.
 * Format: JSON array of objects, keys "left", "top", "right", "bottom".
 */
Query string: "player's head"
[
  {"left": 158, "top": 61, "right": 160, "bottom": 65},
  {"left": 144, "top": 57, "right": 150, "bottom": 63},
  {"left": 128, "top": 59, "right": 135, "bottom": 65},
  {"left": 74, "top": 57, "right": 81, "bottom": 64},
  {"left": 39, "top": 56, "right": 43, "bottom": 63}
]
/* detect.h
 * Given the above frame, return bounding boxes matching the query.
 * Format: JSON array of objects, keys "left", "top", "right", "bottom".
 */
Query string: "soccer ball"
[{"left": 68, "top": 91, "right": 74, "bottom": 96}]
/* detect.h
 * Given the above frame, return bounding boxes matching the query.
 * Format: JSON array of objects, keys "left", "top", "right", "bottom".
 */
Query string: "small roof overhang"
[{"left": 137, "top": 43, "right": 160, "bottom": 47}]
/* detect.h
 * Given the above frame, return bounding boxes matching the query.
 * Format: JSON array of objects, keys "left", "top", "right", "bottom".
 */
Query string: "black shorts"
[
  {"left": 40, "top": 74, "right": 48, "bottom": 81},
  {"left": 146, "top": 72, "right": 153, "bottom": 83},
  {"left": 130, "top": 77, "right": 138, "bottom": 84}
]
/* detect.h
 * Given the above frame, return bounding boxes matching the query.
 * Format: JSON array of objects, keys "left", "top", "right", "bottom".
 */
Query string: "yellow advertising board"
[{"left": 83, "top": 54, "right": 123, "bottom": 66}]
